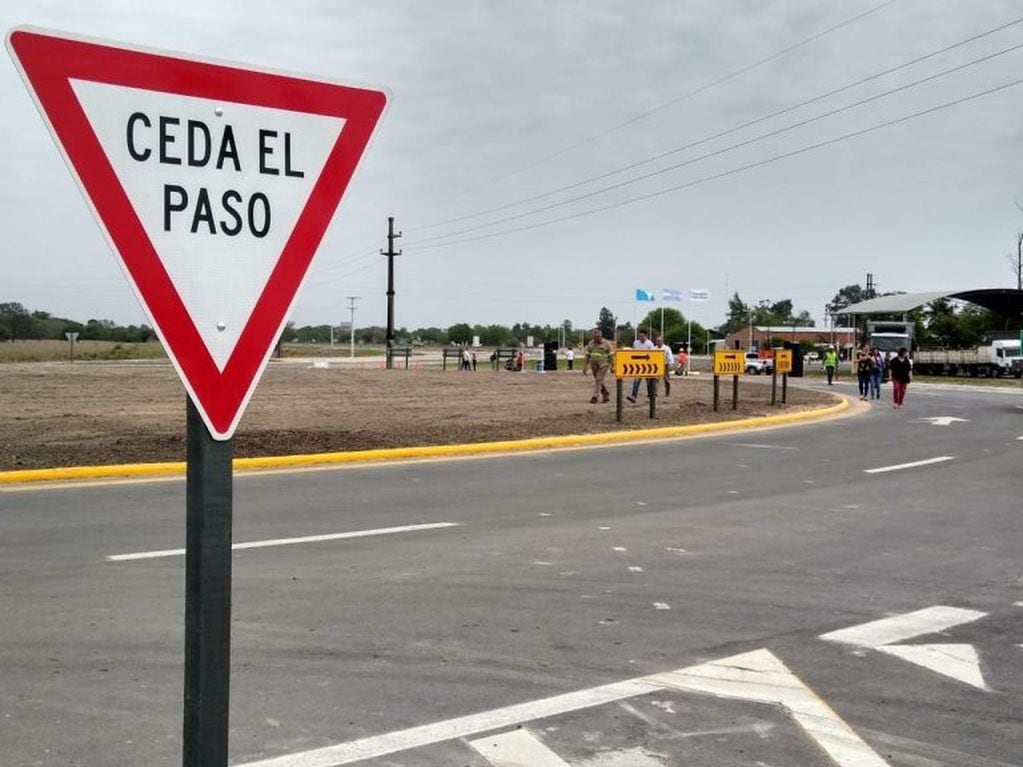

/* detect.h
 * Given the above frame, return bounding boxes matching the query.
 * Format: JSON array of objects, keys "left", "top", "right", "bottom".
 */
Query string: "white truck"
[
  {"left": 744, "top": 351, "right": 774, "bottom": 375},
  {"left": 912, "top": 339, "right": 1023, "bottom": 378}
]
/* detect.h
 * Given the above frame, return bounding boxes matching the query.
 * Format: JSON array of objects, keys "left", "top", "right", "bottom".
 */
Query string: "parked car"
[{"left": 745, "top": 352, "right": 773, "bottom": 375}]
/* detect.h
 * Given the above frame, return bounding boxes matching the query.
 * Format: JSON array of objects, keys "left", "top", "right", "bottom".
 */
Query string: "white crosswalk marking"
[{"left": 468, "top": 729, "right": 572, "bottom": 767}]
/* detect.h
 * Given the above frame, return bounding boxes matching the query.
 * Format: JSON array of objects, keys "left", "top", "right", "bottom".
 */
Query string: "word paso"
[{"left": 126, "top": 111, "right": 306, "bottom": 238}]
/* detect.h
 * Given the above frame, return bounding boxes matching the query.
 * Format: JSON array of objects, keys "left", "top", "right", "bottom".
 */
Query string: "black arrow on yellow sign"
[{"left": 622, "top": 363, "right": 661, "bottom": 376}]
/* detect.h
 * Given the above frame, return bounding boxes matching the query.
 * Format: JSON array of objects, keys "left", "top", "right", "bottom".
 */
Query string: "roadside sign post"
[
  {"left": 183, "top": 399, "right": 233, "bottom": 766},
  {"left": 64, "top": 330, "right": 79, "bottom": 362},
  {"left": 774, "top": 349, "right": 793, "bottom": 405},
  {"left": 613, "top": 350, "right": 664, "bottom": 422},
  {"left": 9, "top": 28, "right": 386, "bottom": 767},
  {"left": 712, "top": 350, "right": 744, "bottom": 412}
]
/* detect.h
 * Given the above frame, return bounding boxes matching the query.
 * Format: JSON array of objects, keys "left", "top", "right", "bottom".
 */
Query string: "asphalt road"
[{"left": 2, "top": 379, "right": 1021, "bottom": 766}]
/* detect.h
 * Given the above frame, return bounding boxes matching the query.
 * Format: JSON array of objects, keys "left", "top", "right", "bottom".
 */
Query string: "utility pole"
[
  {"left": 381, "top": 216, "right": 401, "bottom": 369},
  {"left": 345, "top": 296, "right": 359, "bottom": 359}
]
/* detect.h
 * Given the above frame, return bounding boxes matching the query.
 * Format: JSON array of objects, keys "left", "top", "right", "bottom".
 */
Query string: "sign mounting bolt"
[{"left": 216, "top": 321, "right": 226, "bottom": 331}]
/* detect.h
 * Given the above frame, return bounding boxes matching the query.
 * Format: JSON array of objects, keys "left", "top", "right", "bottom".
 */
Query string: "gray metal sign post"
[
  {"left": 183, "top": 398, "right": 234, "bottom": 767},
  {"left": 64, "top": 331, "right": 79, "bottom": 362}
]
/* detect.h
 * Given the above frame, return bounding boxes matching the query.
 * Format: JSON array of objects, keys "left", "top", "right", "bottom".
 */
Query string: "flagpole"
[
  {"left": 687, "top": 293, "right": 692, "bottom": 356},
  {"left": 660, "top": 302, "right": 664, "bottom": 339}
]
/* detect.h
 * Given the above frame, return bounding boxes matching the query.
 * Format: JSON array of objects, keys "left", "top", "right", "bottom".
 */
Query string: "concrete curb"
[{"left": 0, "top": 397, "right": 848, "bottom": 485}]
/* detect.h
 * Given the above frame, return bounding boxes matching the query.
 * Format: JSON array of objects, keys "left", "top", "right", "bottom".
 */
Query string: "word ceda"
[{"left": 126, "top": 111, "right": 305, "bottom": 238}]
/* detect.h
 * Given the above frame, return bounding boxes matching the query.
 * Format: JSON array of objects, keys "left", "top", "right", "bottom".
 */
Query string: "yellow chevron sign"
[
  {"left": 713, "top": 350, "right": 745, "bottom": 375},
  {"left": 614, "top": 350, "right": 665, "bottom": 378}
]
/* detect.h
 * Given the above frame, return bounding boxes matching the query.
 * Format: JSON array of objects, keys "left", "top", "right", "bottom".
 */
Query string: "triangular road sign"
[{"left": 7, "top": 27, "right": 386, "bottom": 439}]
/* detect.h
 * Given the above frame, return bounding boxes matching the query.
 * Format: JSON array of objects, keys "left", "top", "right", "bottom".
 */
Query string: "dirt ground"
[{"left": 0, "top": 360, "right": 837, "bottom": 470}]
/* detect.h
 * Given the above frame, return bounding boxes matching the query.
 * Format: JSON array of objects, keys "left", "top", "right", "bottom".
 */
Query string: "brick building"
[{"left": 722, "top": 325, "right": 857, "bottom": 355}]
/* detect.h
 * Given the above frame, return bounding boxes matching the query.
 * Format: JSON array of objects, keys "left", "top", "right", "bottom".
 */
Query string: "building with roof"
[{"left": 722, "top": 325, "right": 857, "bottom": 353}]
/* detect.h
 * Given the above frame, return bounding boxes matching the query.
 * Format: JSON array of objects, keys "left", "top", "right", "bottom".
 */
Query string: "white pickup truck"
[{"left": 744, "top": 352, "right": 774, "bottom": 375}]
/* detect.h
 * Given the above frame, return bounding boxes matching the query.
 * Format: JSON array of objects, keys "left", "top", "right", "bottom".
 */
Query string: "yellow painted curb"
[{"left": 0, "top": 397, "right": 848, "bottom": 485}]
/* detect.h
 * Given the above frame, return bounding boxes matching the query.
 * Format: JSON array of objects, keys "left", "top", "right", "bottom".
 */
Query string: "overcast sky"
[{"left": 3, "top": 0, "right": 1022, "bottom": 333}]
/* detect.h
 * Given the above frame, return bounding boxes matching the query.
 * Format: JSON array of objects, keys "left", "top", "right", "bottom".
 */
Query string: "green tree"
[
  {"left": 596, "top": 307, "right": 616, "bottom": 339},
  {"left": 722, "top": 292, "right": 750, "bottom": 334},
  {"left": 447, "top": 323, "right": 472, "bottom": 344},
  {"left": 639, "top": 307, "right": 685, "bottom": 342},
  {"left": 0, "top": 302, "right": 32, "bottom": 341},
  {"left": 414, "top": 327, "right": 448, "bottom": 345},
  {"left": 828, "top": 284, "right": 866, "bottom": 313}
]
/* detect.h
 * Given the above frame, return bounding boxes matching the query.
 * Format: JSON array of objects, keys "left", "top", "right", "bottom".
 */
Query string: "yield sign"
[{"left": 7, "top": 27, "right": 386, "bottom": 439}]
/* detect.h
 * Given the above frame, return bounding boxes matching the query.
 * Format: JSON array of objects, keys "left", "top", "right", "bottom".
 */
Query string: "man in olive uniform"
[{"left": 584, "top": 328, "right": 613, "bottom": 403}]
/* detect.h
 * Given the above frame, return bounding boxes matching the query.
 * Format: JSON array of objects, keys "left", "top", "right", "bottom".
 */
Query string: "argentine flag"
[
  {"left": 662, "top": 289, "right": 682, "bottom": 302},
  {"left": 635, "top": 288, "right": 656, "bottom": 302}
]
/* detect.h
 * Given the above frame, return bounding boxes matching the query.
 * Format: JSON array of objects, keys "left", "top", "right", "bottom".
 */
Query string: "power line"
[
  {"left": 409, "top": 41, "right": 1023, "bottom": 248},
  {"left": 410, "top": 14, "right": 1023, "bottom": 234},
  {"left": 406, "top": 75, "right": 1023, "bottom": 252},
  {"left": 430, "top": 0, "right": 899, "bottom": 200}
]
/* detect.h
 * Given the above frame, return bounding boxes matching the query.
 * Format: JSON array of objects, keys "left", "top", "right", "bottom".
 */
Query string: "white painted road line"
[
  {"left": 863, "top": 456, "right": 955, "bottom": 474},
  {"left": 106, "top": 522, "right": 460, "bottom": 562},
  {"left": 820, "top": 605, "right": 986, "bottom": 647},
  {"left": 236, "top": 678, "right": 662, "bottom": 766},
  {"left": 237, "top": 648, "right": 883, "bottom": 767},
  {"left": 726, "top": 442, "right": 799, "bottom": 450},
  {"left": 648, "top": 649, "right": 889, "bottom": 766},
  {"left": 468, "top": 729, "right": 573, "bottom": 767},
  {"left": 878, "top": 644, "right": 989, "bottom": 690}
]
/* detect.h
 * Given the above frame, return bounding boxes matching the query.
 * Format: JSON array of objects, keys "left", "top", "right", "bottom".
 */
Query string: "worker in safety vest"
[
  {"left": 584, "top": 328, "right": 613, "bottom": 404},
  {"left": 823, "top": 345, "right": 839, "bottom": 385}
]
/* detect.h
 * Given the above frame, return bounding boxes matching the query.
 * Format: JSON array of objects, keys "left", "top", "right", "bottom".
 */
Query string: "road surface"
[{"left": 2, "top": 379, "right": 1021, "bottom": 766}]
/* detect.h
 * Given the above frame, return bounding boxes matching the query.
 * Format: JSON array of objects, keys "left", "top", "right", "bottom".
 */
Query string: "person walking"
[
  {"left": 889, "top": 346, "right": 912, "bottom": 408},
  {"left": 823, "top": 345, "right": 838, "bottom": 385},
  {"left": 583, "top": 328, "right": 613, "bottom": 404},
  {"left": 655, "top": 335, "right": 674, "bottom": 396},
  {"left": 627, "top": 328, "right": 656, "bottom": 403},
  {"left": 855, "top": 342, "right": 873, "bottom": 401},
  {"left": 565, "top": 346, "right": 575, "bottom": 371},
  {"left": 869, "top": 347, "right": 884, "bottom": 399}
]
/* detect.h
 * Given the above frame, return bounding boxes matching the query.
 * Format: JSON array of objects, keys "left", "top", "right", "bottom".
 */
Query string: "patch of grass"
[{"left": 0, "top": 340, "right": 167, "bottom": 363}]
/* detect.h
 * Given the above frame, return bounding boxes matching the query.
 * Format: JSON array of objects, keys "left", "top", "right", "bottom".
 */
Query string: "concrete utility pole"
[
  {"left": 381, "top": 216, "right": 401, "bottom": 369},
  {"left": 346, "top": 296, "right": 359, "bottom": 359}
]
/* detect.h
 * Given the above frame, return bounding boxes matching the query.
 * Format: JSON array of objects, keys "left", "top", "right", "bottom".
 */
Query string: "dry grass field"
[
  {"left": 0, "top": 339, "right": 167, "bottom": 363},
  {"left": 0, "top": 360, "right": 836, "bottom": 470}
]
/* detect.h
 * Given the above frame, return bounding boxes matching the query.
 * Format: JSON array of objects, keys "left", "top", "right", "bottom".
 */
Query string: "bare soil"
[{"left": 0, "top": 361, "right": 836, "bottom": 470}]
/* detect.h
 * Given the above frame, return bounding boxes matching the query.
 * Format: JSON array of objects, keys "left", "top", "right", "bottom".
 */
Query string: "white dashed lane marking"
[
  {"left": 106, "top": 522, "right": 460, "bottom": 561},
  {"left": 863, "top": 456, "right": 955, "bottom": 474}
]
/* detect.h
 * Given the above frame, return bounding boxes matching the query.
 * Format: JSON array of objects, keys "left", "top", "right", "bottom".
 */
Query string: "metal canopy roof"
[{"left": 835, "top": 288, "right": 1023, "bottom": 317}]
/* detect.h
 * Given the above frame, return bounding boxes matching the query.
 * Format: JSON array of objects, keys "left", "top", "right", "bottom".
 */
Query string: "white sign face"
[
  {"left": 9, "top": 28, "right": 387, "bottom": 439},
  {"left": 72, "top": 81, "right": 345, "bottom": 371}
]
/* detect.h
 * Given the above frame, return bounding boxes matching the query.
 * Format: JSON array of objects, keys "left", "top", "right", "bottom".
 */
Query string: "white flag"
[{"left": 690, "top": 288, "right": 710, "bottom": 302}]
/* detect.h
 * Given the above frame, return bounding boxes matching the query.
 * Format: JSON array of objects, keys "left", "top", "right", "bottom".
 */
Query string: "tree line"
[
  {"left": 0, "top": 302, "right": 155, "bottom": 343},
  {"left": 6, "top": 282, "right": 1016, "bottom": 351}
]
